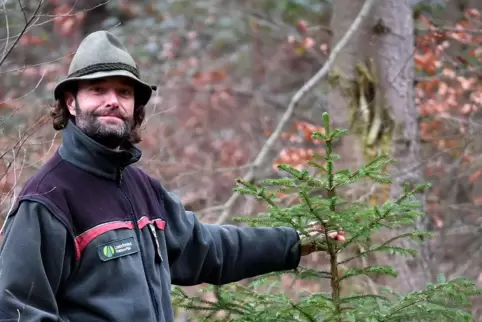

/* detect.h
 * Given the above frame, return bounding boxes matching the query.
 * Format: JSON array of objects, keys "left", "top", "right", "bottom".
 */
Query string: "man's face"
[{"left": 65, "top": 76, "right": 136, "bottom": 147}]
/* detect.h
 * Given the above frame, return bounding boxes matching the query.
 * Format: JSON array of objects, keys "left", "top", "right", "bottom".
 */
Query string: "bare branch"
[
  {"left": 214, "top": 0, "right": 379, "bottom": 225},
  {"left": 0, "top": 68, "right": 46, "bottom": 105},
  {"left": 0, "top": 0, "right": 43, "bottom": 68},
  {"left": 1, "top": 1, "right": 9, "bottom": 63},
  {"left": 0, "top": 53, "right": 74, "bottom": 74},
  {"left": 18, "top": 0, "right": 28, "bottom": 24},
  {"left": 416, "top": 26, "right": 482, "bottom": 35},
  {"left": 0, "top": 0, "right": 110, "bottom": 43}
]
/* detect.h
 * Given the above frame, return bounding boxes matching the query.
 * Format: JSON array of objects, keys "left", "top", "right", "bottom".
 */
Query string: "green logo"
[
  {"left": 103, "top": 245, "right": 115, "bottom": 258},
  {"left": 98, "top": 237, "right": 139, "bottom": 261}
]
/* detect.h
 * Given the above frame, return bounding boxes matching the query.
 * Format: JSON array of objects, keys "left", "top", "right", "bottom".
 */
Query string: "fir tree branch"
[
  {"left": 378, "top": 295, "right": 434, "bottom": 321},
  {"left": 299, "top": 191, "right": 326, "bottom": 230},
  {"left": 338, "top": 265, "right": 397, "bottom": 282},
  {"left": 339, "top": 188, "right": 421, "bottom": 251},
  {"left": 213, "top": 0, "right": 380, "bottom": 225},
  {"left": 340, "top": 294, "right": 391, "bottom": 304},
  {"left": 296, "top": 267, "right": 332, "bottom": 279},
  {"left": 338, "top": 232, "right": 425, "bottom": 265},
  {"left": 378, "top": 278, "right": 480, "bottom": 321},
  {"left": 290, "top": 302, "right": 316, "bottom": 322}
]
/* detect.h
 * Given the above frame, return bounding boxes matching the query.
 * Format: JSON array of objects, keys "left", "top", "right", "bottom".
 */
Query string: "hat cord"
[{"left": 68, "top": 62, "right": 140, "bottom": 79}]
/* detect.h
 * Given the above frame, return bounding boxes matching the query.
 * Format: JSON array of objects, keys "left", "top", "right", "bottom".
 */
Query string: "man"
[{"left": 0, "top": 31, "right": 342, "bottom": 322}]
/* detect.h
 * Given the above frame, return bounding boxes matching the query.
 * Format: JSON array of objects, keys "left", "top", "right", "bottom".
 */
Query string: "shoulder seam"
[
  {"left": 18, "top": 197, "right": 75, "bottom": 238},
  {"left": 33, "top": 154, "right": 64, "bottom": 191}
]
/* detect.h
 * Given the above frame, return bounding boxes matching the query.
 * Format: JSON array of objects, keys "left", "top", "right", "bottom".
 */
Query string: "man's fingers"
[
  {"left": 305, "top": 228, "right": 344, "bottom": 238},
  {"left": 307, "top": 224, "right": 324, "bottom": 232},
  {"left": 327, "top": 231, "right": 338, "bottom": 239},
  {"left": 301, "top": 222, "right": 345, "bottom": 245},
  {"left": 307, "top": 222, "right": 343, "bottom": 233}
]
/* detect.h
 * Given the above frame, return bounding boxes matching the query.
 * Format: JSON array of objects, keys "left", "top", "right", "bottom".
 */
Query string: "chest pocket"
[
  {"left": 120, "top": 167, "right": 169, "bottom": 267},
  {"left": 140, "top": 216, "right": 170, "bottom": 284},
  {"left": 146, "top": 219, "right": 166, "bottom": 263}
]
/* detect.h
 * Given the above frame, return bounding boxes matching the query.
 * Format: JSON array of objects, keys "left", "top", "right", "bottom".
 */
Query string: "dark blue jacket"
[{"left": 0, "top": 121, "right": 301, "bottom": 322}]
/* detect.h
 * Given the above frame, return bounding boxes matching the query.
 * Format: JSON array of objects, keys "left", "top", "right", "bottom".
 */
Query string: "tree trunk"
[
  {"left": 327, "top": 0, "right": 368, "bottom": 172},
  {"left": 328, "top": 0, "right": 433, "bottom": 294},
  {"left": 371, "top": 0, "right": 434, "bottom": 292}
]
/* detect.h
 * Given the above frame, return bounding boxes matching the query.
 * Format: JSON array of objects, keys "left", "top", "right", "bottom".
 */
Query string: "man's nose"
[{"left": 105, "top": 89, "right": 120, "bottom": 106}]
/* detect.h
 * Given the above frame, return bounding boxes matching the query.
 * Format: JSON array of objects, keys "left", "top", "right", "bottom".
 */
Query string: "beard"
[{"left": 74, "top": 100, "right": 133, "bottom": 149}]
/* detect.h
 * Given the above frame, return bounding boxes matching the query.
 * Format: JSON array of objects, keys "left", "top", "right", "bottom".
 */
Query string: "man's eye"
[
  {"left": 92, "top": 87, "right": 104, "bottom": 93},
  {"left": 120, "top": 89, "right": 133, "bottom": 96}
]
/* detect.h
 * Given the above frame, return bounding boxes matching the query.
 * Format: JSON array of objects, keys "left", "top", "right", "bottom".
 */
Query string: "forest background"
[{"left": 1, "top": 0, "right": 482, "bottom": 320}]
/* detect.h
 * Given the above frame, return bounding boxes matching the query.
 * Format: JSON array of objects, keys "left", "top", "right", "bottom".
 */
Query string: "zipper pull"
[
  {"left": 116, "top": 167, "right": 124, "bottom": 184},
  {"left": 148, "top": 223, "right": 163, "bottom": 262}
]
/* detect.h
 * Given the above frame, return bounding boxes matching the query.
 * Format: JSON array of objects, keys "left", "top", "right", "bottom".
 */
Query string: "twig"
[
  {"left": 3, "top": 147, "right": 24, "bottom": 215},
  {"left": 33, "top": 0, "right": 109, "bottom": 18},
  {"left": 214, "top": 0, "right": 379, "bottom": 225},
  {"left": 0, "top": 53, "right": 74, "bottom": 74},
  {"left": 32, "top": 131, "right": 59, "bottom": 167},
  {"left": 155, "top": 85, "right": 316, "bottom": 124},
  {"left": 0, "top": 1, "right": 110, "bottom": 43},
  {"left": 416, "top": 26, "right": 482, "bottom": 35},
  {"left": 1, "top": 1, "right": 9, "bottom": 64},
  {"left": 27, "top": 0, "right": 109, "bottom": 30},
  {"left": 18, "top": 0, "right": 28, "bottom": 24},
  {"left": 0, "top": 147, "right": 23, "bottom": 235},
  {"left": 173, "top": 163, "right": 253, "bottom": 180},
  {"left": 0, "top": 68, "right": 46, "bottom": 104},
  {"left": 0, "top": 0, "right": 43, "bottom": 68}
]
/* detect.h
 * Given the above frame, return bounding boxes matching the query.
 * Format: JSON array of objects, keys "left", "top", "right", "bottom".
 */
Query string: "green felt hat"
[{"left": 54, "top": 30, "right": 155, "bottom": 106}]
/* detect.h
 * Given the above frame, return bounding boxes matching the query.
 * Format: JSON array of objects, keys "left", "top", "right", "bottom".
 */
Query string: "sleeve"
[
  {"left": 0, "top": 200, "right": 73, "bottom": 321},
  {"left": 162, "top": 190, "right": 301, "bottom": 286}
]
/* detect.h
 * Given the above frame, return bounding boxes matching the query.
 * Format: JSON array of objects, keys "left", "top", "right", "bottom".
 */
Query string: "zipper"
[
  {"left": 117, "top": 168, "right": 160, "bottom": 319},
  {"left": 116, "top": 167, "right": 124, "bottom": 184}
]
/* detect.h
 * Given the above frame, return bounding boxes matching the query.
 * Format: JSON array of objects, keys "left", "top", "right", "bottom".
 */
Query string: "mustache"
[{"left": 94, "top": 109, "right": 126, "bottom": 120}]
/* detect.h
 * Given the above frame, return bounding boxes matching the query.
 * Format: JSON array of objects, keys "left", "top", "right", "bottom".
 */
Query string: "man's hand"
[{"left": 298, "top": 224, "right": 345, "bottom": 256}]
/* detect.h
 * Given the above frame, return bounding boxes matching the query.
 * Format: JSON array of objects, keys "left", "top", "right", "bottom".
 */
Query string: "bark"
[
  {"left": 328, "top": 0, "right": 433, "bottom": 294},
  {"left": 371, "top": 0, "right": 434, "bottom": 292},
  {"left": 327, "top": 0, "right": 369, "bottom": 172}
]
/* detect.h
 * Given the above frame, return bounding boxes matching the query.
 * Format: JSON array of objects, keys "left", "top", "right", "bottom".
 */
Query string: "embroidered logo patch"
[{"left": 98, "top": 237, "right": 139, "bottom": 261}]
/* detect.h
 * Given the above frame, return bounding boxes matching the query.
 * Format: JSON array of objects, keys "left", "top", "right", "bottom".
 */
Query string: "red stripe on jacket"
[{"left": 74, "top": 216, "right": 166, "bottom": 260}]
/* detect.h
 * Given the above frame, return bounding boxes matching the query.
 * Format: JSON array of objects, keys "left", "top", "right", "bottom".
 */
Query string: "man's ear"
[{"left": 64, "top": 92, "right": 77, "bottom": 116}]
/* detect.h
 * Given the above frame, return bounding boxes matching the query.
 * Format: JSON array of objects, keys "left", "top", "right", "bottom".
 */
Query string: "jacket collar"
[{"left": 58, "top": 120, "right": 142, "bottom": 181}]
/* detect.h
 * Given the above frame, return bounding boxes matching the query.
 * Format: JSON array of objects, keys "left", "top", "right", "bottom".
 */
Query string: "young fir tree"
[{"left": 172, "top": 113, "right": 481, "bottom": 321}]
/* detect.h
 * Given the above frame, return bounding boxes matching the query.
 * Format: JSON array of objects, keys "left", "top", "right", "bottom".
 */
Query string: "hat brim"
[{"left": 54, "top": 70, "right": 153, "bottom": 106}]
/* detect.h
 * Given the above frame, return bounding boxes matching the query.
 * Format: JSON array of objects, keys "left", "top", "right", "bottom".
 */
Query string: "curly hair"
[{"left": 49, "top": 86, "right": 146, "bottom": 145}]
